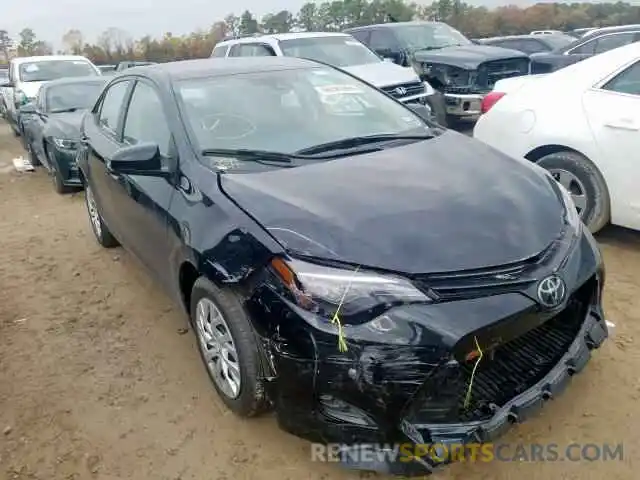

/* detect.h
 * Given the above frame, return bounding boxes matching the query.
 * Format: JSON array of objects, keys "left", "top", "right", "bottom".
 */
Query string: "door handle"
[{"left": 604, "top": 118, "right": 639, "bottom": 131}]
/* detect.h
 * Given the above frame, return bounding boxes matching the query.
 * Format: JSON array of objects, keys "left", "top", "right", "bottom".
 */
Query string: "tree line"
[{"left": 1, "top": 0, "right": 640, "bottom": 65}]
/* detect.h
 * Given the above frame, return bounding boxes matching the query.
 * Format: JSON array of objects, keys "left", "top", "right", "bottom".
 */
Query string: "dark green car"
[{"left": 21, "top": 76, "right": 107, "bottom": 193}]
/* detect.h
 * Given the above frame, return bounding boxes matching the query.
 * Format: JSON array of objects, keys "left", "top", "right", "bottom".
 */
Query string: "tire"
[
  {"left": 425, "top": 92, "right": 448, "bottom": 128},
  {"left": 84, "top": 183, "right": 119, "bottom": 248},
  {"left": 46, "top": 146, "right": 72, "bottom": 194},
  {"left": 536, "top": 150, "right": 610, "bottom": 233},
  {"left": 190, "top": 276, "right": 268, "bottom": 417}
]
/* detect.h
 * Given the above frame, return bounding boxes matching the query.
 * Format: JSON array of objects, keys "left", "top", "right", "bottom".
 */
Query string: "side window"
[
  {"left": 228, "top": 44, "right": 241, "bottom": 57},
  {"left": 602, "top": 61, "right": 640, "bottom": 96},
  {"left": 236, "top": 44, "right": 276, "bottom": 56},
  {"left": 369, "top": 29, "right": 395, "bottom": 51},
  {"left": 350, "top": 30, "right": 370, "bottom": 45},
  {"left": 569, "top": 38, "right": 596, "bottom": 55},
  {"left": 122, "top": 82, "right": 172, "bottom": 157},
  {"left": 98, "top": 81, "right": 130, "bottom": 135},
  {"left": 520, "top": 39, "right": 548, "bottom": 54},
  {"left": 594, "top": 32, "right": 637, "bottom": 54},
  {"left": 212, "top": 45, "right": 228, "bottom": 58}
]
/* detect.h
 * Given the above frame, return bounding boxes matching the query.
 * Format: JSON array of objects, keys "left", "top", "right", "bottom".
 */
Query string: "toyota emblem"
[
  {"left": 537, "top": 275, "right": 567, "bottom": 308},
  {"left": 394, "top": 86, "right": 407, "bottom": 96}
]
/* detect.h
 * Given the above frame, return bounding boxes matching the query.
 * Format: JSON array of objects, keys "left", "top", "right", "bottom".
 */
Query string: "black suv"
[
  {"left": 345, "top": 21, "right": 530, "bottom": 122},
  {"left": 529, "top": 24, "right": 640, "bottom": 74},
  {"left": 476, "top": 34, "right": 575, "bottom": 56}
]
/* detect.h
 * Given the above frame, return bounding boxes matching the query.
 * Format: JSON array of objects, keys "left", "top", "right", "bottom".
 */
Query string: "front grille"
[
  {"left": 381, "top": 81, "right": 425, "bottom": 100},
  {"left": 476, "top": 58, "right": 530, "bottom": 91}
]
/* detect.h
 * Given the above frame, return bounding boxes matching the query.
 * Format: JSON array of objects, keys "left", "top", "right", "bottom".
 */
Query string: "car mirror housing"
[{"left": 108, "top": 142, "right": 169, "bottom": 176}]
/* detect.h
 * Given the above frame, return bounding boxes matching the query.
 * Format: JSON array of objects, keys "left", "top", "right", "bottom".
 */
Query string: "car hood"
[
  {"left": 18, "top": 81, "right": 46, "bottom": 99},
  {"left": 220, "top": 132, "right": 565, "bottom": 274},
  {"left": 413, "top": 44, "right": 528, "bottom": 69},
  {"left": 342, "top": 61, "right": 421, "bottom": 88},
  {"left": 47, "top": 111, "right": 86, "bottom": 140}
]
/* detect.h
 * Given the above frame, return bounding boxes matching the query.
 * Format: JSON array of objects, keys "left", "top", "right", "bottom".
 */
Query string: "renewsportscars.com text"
[{"left": 311, "top": 442, "right": 624, "bottom": 464}]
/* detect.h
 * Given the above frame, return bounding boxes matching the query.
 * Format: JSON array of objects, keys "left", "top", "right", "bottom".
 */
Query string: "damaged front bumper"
[
  {"left": 247, "top": 228, "right": 607, "bottom": 476},
  {"left": 338, "top": 308, "right": 608, "bottom": 475}
]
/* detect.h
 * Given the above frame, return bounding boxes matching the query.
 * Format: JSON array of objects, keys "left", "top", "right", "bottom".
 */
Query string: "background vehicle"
[
  {"left": 531, "top": 30, "right": 564, "bottom": 35},
  {"left": 0, "top": 55, "right": 101, "bottom": 137},
  {"left": 345, "top": 21, "right": 530, "bottom": 122},
  {"left": 530, "top": 24, "right": 640, "bottom": 74},
  {"left": 0, "top": 65, "right": 8, "bottom": 118},
  {"left": 477, "top": 34, "right": 575, "bottom": 56},
  {"left": 567, "top": 27, "right": 596, "bottom": 38},
  {"left": 115, "top": 61, "right": 156, "bottom": 71},
  {"left": 77, "top": 57, "right": 606, "bottom": 476},
  {"left": 474, "top": 41, "right": 640, "bottom": 233},
  {"left": 211, "top": 32, "right": 448, "bottom": 126},
  {"left": 20, "top": 76, "right": 107, "bottom": 193},
  {"left": 97, "top": 64, "right": 117, "bottom": 75}
]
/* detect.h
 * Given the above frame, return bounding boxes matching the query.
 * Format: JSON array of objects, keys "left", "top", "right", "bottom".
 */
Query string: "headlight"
[
  {"left": 53, "top": 138, "right": 79, "bottom": 150},
  {"left": 270, "top": 257, "right": 432, "bottom": 322}
]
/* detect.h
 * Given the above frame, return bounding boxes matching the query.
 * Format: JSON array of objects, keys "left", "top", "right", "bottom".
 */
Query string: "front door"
[
  {"left": 582, "top": 59, "right": 640, "bottom": 230},
  {"left": 83, "top": 79, "right": 134, "bottom": 235},
  {"left": 103, "top": 79, "right": 177, "bottom": 285}
]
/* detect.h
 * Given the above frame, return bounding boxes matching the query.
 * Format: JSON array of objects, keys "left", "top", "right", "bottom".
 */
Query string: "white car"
[
  {"left": 1, "top": 55, "right": 101, "bottom": 136},
  {"left": 211, "top": 32, "right": 448, "bottom": 126},
  {"left": 473, "top": 41, "right": 640, "bottom": 233}
]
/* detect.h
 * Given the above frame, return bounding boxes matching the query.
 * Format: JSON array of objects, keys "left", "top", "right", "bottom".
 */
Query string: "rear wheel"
[
  {"left": 84, "top": 184, "right": 119, "bottom": 248},
  {"left": 536, "top": 150, "right": 610, "bottom": 233}
]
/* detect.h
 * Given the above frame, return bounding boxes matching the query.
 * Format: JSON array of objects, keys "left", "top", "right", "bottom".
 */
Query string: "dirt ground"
[{"left": 1, "top": 120, "right": 639, "bottom": 480}]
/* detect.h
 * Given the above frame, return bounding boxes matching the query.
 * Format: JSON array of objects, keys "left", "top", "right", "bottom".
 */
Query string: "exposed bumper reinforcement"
[{"left": 338, "top": 309, "right": 608, "bottom": 476}]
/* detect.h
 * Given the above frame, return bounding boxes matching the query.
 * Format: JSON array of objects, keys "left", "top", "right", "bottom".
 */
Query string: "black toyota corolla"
[{"left": 77, "top": 57, "right": 608, "bottom": 476}]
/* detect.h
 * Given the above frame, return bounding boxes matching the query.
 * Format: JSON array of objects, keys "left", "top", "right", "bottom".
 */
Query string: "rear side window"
[
  {"left": 602, "top": 61, "right": 640, "bottom": 96},
  {"left": 230, "top": 43, "right": 276, "bottom": 57},
  {"left": 594, "top": 32, "right": 637, "bottom": 54},
  {"left": 349, "top": 30, "right": 371, "bottom": 45},
  {"left": 98, "top": 81, "right": 130, "bottom": 135},
  {"left": 212, "top": 45, "right": 228, "bottom": 58}
]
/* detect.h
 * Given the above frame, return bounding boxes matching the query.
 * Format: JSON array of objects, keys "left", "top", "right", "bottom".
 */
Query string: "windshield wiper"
[
  {"left": 201, "top": 148, "right": 312, "bottom": 164},
  {"left": 295, "top": 133, "right": 435, "bottom": 156}
]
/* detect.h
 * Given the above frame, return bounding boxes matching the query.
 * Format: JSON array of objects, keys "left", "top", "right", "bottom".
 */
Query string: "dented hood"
[
  {"left": 220, "top": 131, "right": 564, "bottom": 274},
  {"left": 413, "top": 44, "right": 528, "bottom": 70}
]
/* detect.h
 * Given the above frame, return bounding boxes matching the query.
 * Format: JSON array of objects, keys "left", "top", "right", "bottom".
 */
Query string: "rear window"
[{"left": 19, "top": 60, "right": 97, "bottom": 82}]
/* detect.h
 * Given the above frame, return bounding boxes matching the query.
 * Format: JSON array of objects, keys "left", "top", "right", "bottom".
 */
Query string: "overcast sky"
[{"left": 4, "top": 0, "right": 633, "bottom": 47}]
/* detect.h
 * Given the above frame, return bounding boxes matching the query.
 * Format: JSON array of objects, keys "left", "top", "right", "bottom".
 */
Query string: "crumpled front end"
[{"left": 243, "top": 227, "right": 608, "bottom": 476}]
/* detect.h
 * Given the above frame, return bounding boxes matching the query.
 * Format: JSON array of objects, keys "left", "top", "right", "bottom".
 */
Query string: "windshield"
[
  {"left": 46, "top": 82, "right": 105, "bottom": 112},
  {"left": 176, "top": 66, "right": 428, "bottom": 156},
  {"left": 280, "top": 36, "right": 382, "bottom": 67},
  {"left": 544, "top": 34, "right": 576, "bottom": 50},
  {"left": 19, "top": 60, "right": 97, "bottom": 82},
  {"left": 395, "top": 23, "right": 472, "bottom": 50}
]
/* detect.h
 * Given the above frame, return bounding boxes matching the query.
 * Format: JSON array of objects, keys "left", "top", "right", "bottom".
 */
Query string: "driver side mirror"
[{"left": 108, "top": 142, "right": 170, "bottom": 176}]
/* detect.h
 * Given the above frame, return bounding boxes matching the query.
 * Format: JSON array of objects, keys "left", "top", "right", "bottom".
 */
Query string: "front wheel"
[
  {"left": 84, "top": 184, "right": 119, "bottom": 248},
  {"left": 537, "top": 150, "right": 610, "bottom": 233},
  {"left": 190, "top": 277, "right": 268, "bottom": 417}
]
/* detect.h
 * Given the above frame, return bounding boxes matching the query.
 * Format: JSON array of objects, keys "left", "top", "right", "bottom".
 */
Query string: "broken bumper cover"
[{"left": 337, "top": 309, "right": 608, "bottom": 476}]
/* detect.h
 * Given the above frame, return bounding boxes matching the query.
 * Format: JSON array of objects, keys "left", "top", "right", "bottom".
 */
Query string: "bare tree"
[{"left": 62, "top": 29, "right": 84, "bottom": 54}]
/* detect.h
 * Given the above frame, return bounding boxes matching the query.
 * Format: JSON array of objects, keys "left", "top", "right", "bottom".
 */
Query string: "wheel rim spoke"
[
  {"left": 549, "top": 168, "right": 588, "bottom": 215},
  {"left": 194, "top": 298, "right": 242, "bottom": 399}
]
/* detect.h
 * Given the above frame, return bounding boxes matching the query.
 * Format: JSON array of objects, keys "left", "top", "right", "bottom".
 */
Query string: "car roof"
[
  {"left": 216, "top": 31, "right": 350, "bottom": 46},
  {"left": 581, "top": 24, "right": 640, "bottom": 40},
  {"left": 118, "top": 57, "right": 323, "bottom": 82},
  {"left": 481, "top": 34, "right": 564, "bottom": 41},
  {"left": 42, "top": 76, "right": 108, "bottom": 88},
  {"left": 12, "top": 55, "right": 93, "bottom": 66},
  {"left": 345, "top": 21, "right": 444, "bottom": 31}
]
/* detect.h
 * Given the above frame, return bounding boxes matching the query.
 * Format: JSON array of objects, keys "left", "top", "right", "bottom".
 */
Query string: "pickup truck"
[{"left": 345, "top": 21, "right": 530, "bottom": 123}]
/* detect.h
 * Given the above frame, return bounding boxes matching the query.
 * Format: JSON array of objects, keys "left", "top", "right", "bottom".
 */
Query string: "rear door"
[
  {"left": 582, "top": 59, "right": 640, "bottom": 229},
  {"left": 81, "top": 79, "right": 134, "bottom": 233}
]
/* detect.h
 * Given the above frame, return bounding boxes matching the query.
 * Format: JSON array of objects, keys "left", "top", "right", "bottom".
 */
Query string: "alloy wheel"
[
  {"left": 85, "top": 186, "right": 102, "bottom": 237},
  {"left": 548, "top": 168, "right": 587, "bottom": 216},
  {"left": 194, "top": 297, "right": 242, "bottom": 399}
]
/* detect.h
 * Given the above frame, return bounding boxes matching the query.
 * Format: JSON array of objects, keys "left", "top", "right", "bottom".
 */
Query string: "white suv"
[
  {"left": 0, "top": 55, "right": 101, "bottom": 136},
  {"left": 212, "top": 32, "right": 447, "bottom": 126}
]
